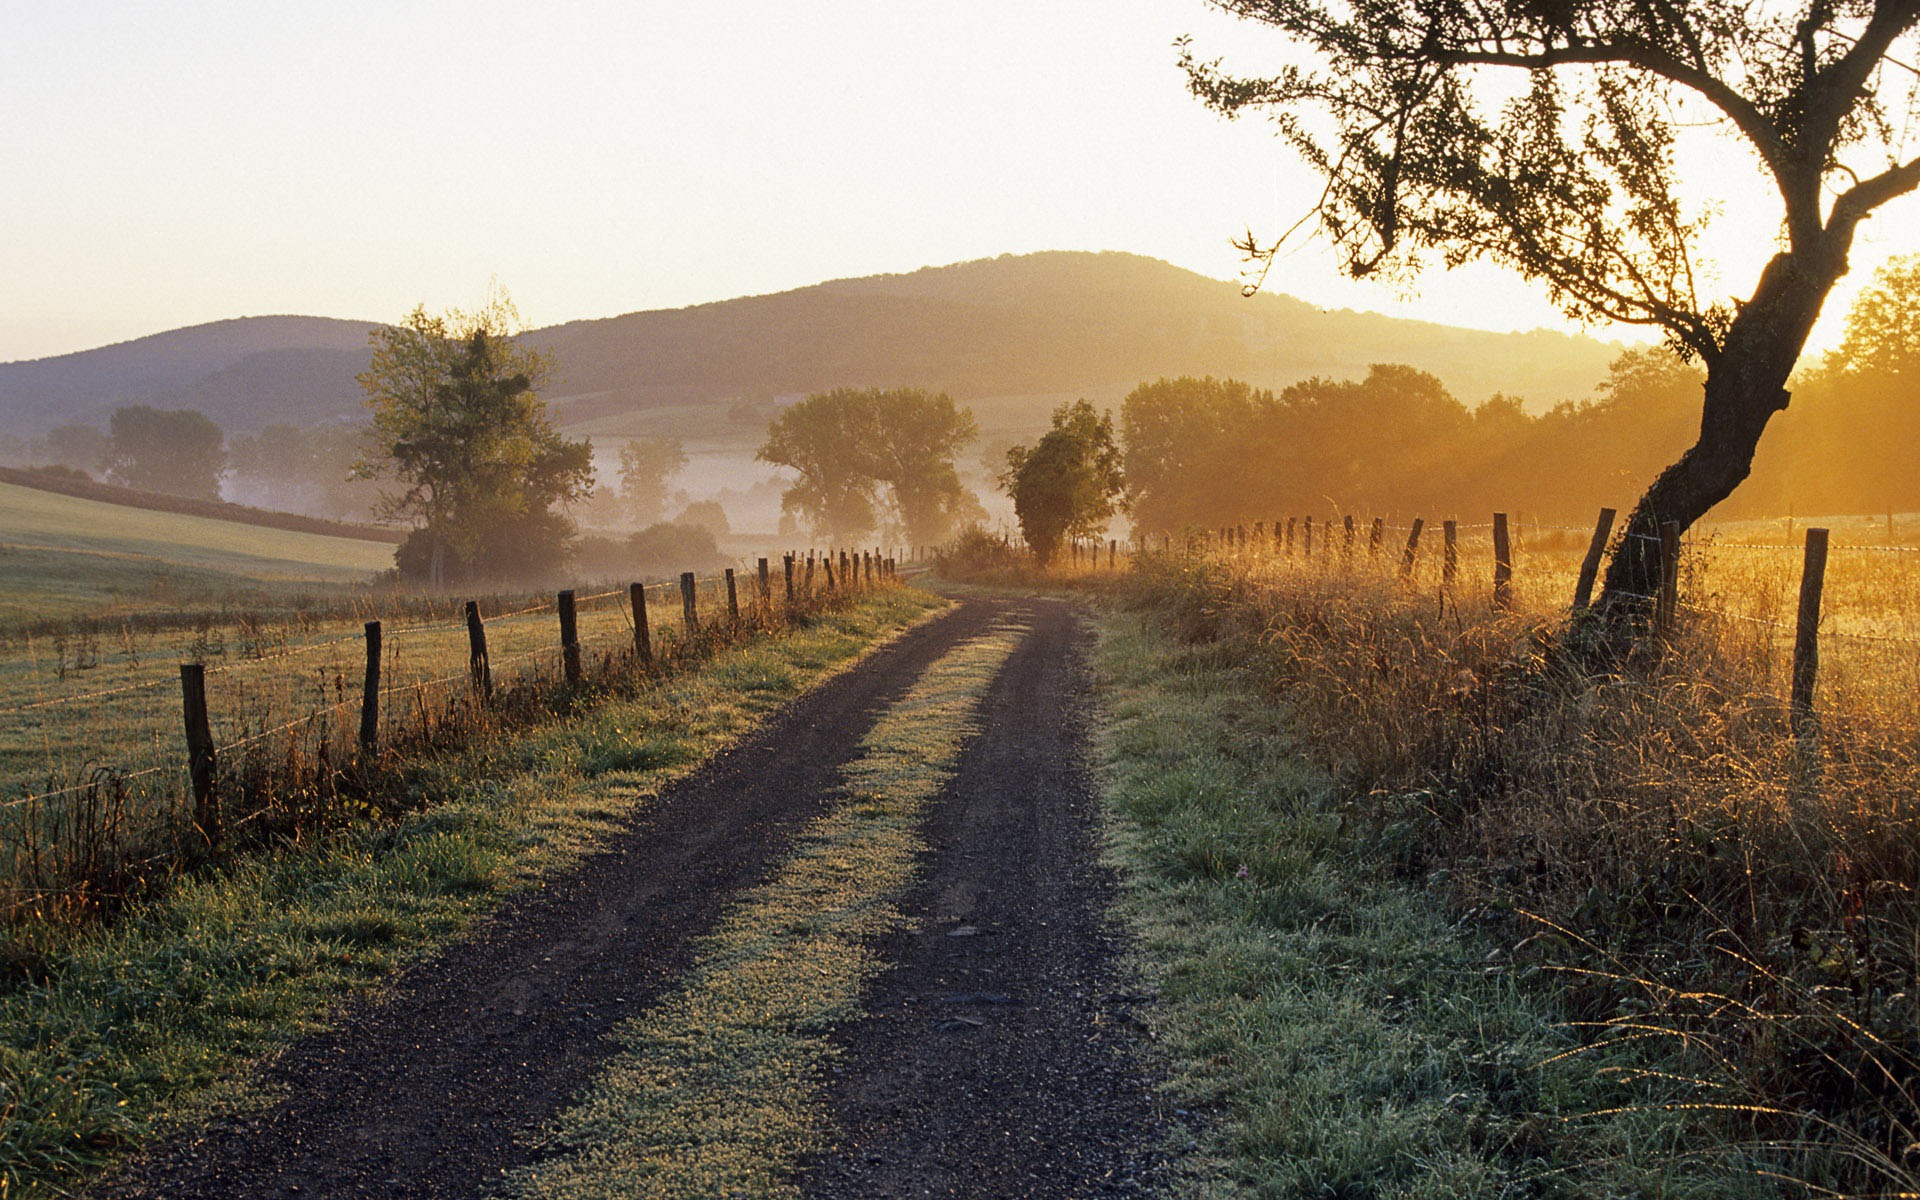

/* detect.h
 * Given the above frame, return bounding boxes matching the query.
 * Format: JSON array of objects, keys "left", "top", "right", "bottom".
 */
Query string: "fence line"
[{"left": 2, "top": 554, "right": 905, "bottom": 819}]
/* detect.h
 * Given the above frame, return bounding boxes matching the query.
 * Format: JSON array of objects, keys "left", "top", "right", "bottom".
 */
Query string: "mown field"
[{"left": 0, "top": 480, "right": 394, "bottom": 627}]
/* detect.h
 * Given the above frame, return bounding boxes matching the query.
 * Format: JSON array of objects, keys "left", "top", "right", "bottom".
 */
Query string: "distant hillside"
[
  {"left": 0, "top": 467, "right": 403, "bottom": 543},
  {"left": 0, "top": 254, "right": 1621, "bottom": 439},
  {"left": 0, "top": 316, "right": 375, "bottom": 434}
]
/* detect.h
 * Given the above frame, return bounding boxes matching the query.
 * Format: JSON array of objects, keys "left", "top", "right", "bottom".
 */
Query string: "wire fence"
[{"left": 0, "top": 549, "right": 906, "bottom": 918}]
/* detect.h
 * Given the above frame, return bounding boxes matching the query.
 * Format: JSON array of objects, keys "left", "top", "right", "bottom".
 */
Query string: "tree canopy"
[
  {"left": 616, "top": 436, "right": 688, "bottom": 528},
  {"left": 104, "top": 406, "right": 225, "bottom": 500},
  {"left": 1185, "top": 0, "right": 1920, "bottom": 613},
  {"left": 1002, "top": 400, "right": 1125, "bottom": 565},
  {"left": 357, "top": 292, "right": 593, "bottom": 584},
  {"left": 757, "top": 387, "right": 981, "bottom": 544}
]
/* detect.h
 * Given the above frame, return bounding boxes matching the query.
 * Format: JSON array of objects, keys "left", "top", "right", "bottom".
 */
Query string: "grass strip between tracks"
[
  {"left": 502, "top": 618, "right": 1029, "bottom": 1200},
  {"left": 0, "top": 588, "right": 948, "bottom": 1200}
]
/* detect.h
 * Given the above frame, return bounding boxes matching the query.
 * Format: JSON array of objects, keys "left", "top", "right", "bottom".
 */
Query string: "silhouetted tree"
[
  {"left": 1186, "top": 1, "right": 1920, "bottom": 618},
  {"left": 618, "top": 436, "right": 688, "bottom": 528}
]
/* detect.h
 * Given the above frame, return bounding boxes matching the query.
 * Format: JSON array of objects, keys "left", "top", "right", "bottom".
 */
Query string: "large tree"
[
  {"left": 1183, "top": 0, "right": 1920, "bottom": 615},
  {"left": 357, "top": 292, "right": 593, "bottom": 584},
  {"left": 758, "top": 387, "right": 980, "bottom": 544}
]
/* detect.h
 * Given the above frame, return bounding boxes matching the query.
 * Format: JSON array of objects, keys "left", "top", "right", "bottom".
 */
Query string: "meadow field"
[{"left": 1118, "top": 509, "right": 1920, "bottom": 1194}]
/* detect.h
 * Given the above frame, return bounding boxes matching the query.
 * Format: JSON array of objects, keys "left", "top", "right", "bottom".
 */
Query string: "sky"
[{"left": 2, "top": 0, "right": 1915, "bottom": 364}]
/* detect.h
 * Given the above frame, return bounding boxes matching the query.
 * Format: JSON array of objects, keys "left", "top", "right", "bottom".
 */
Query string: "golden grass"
[{"left": 1126, "top": 535, "right": 1919, "bottom": 1194}]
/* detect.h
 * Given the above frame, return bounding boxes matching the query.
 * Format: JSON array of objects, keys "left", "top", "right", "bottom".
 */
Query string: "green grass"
[
  {"left": 0, "top": 587, "right": 948, "bottom": 1199},
  {"left": 0, "top": 480, "right": 392, "bottom": 609},
  {"left": 1090, "top": 607, "right": 1771, "bottom": 1199},
  {"left": 503, "top": 619, "right": 1028, "bottom": 1200}
]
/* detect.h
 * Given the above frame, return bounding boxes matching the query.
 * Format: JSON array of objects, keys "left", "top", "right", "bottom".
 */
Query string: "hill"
[
  {"left": 0, "top": 254, "right": 1620, "bottom": 441},
  {"left": 0, "top": 316, "right": 375, "bottom": 434}
]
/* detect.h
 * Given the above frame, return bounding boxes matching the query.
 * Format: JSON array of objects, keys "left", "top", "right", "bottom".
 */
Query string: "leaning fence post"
[
  {"left": 1791, "top": 527, "right": 1830, "bottom": 737},
  {"left": 1572, "top": 507, "right": 1617, "bottom": 613},
  {"left": 465, "top": 600, "right": 492, "bottom": 700},
  {"left": 179, "top": 662, "right": 217, "bottom": 840},
  {"left": 1369, "top": 518, "right": 1383, "bottom": 559},
  {"left": 824, "top": 556, "right": 837, "bottom": 592},
  {"left": 360, "top": 620, "right": 382, "bottom": 750},
  {"left": 630, "top": 582, "right": 652, "bottom": 669},
  {"left": 680, "top": 572, "right": 699, "bottom": 635},
  {"left": 558, "top": 590, "right": 582, "bottom": 687},
  {"left": 1442, "top": 520, "right": 1458, "bottom": 600},
  {"left": 1401, "top": 518, "right": 1425, "bottom": 583},
  {"left": 725, "top": 569, "right": 741, "bottom": 626},
  {"left": 1655, "top": 522, "right": 1682, "bottom": 636},
  {"left": 1492, "top": 513, "right": 1514, "bottom": 611}
]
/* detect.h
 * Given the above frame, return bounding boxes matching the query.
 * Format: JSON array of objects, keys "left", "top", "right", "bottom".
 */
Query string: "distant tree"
[
  {"left": 103, "top": 407, "right": 225, "bottom": 499},
  {"left": 357, "top": 290, "right": 593, "bottom": 584},
  {"left": 1001, "top": 400, "right": 1125, "bottom": 565},
  {"left": 1121, "top": 377, "right": 1270, "bottom": 533},
  {"left": 33, "top": 424, "right": 108, "bottom": 475},
  {"left": 617, "top": 436, "right": 688, "bottom": 527},
  {"left": 758, "top": 387, "right": 980, "bottom": 544},
  {"left": 1829, "top": 255, "right": 1920, "bottom": 382},
  {"left": 865, "top": 388, "right": 983, "bottom": 545},
  {"left": 1186, "top": 1, "right": 1920, "bottom": 618},
  {"left": 227, "top": 423, "right": 382, "bottom": 520},
  {"left": 673, "top": 499, "right": 731, "bottom": 539}
]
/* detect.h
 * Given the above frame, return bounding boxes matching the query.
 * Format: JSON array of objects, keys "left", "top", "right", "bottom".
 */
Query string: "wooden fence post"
[
  {"left": 1492, "top": 513, "right": 1514, "bottom": 611},
  {"left": 465, "top": 601, "right": 491, "bottom": 700},
  {"left": 1572, "top": 507, "right": 1616, "bottom": 613},
  {"left": 630, "top": 583, "right": 652, "bottom": 669},
  {"left": 783, "top": 555, "right": 796, "bottom": 607},
  {"left": 680, "top": 572, "right": 699, "bottom": 635},
  {"left": 805, "top": 553, "right": 816, "bottom": 595},
  {"left": 1442, "top": 520, "right": 1458, "bottom": 599},
  {"left": 1369, "top": 518, "right": 1383, "bottom": 559},
  {"left": 179, "top": 662, "right": 217, "bottom": 840},
  {"left": 758, "top": 558, "right": 772, "bottom": 612},
  {"left": 558, "top": 590, "right": 582, "bottom": 687},
  {"left": 1343, "top": 515, "right": 1356, "bottom": 563},
  {"left": 1655, "top": 522, "right": 1682, "bottom": 636},
  {"left": 1791, "top": 527, "right": 1830, "bottom": 737},
  {"left": 840, "top": 551, "right": 851, "bottom": 590},
  {"left": 1285, "top": 517, "right": 1297, "bottom": 558},
  {"left": 1400, "top": 518, "right": 1425, "bottom": 582},
  {"left": 1303, "top": 516, "right": 1314, "bottom": 559},
  {"left": 824, "top": 555, "right": 837, "bottom": 592},
  {"left": 725, "top": 569, "right": 741, "bottom": 626},
  {"left": 359, "top": 620, "right": 382, "bottom": 750}
]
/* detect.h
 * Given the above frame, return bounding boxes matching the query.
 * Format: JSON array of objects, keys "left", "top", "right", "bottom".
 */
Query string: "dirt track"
[{"left": 93, "top": 595, "right": 1167, "bottom": 1199}]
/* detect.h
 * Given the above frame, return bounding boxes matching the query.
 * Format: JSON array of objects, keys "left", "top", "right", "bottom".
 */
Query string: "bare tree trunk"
[{"left": 1595, "top": 245, "right": 1851, "bottom": 624}]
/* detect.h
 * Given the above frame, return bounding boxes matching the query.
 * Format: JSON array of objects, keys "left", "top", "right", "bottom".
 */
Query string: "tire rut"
[{"left": 798, "top": 596, "right": 1171, "bottom": 1199}]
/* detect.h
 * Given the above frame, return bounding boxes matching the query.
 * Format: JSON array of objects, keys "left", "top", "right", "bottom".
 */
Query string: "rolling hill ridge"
[{"left": 0, "top": 252, "right": 1622, "bottom": 438}]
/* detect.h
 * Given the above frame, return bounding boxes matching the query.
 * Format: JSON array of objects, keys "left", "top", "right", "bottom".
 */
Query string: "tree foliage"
[
  {"left": 1185, "top": 0, "right": 1920, "bottom": 612},
  {"left": 617, "top": 436, "right": 688, "bottom": 528},
  {"left": 757, "top": 387, "right": 981, "bottom": 544},
  {"left": 1001, "top": 400, "right": 1125, "bottom": 565},
  {"left": 104, "top": 406, "right": 225, "bottom": 500},
  {"left": 357, "top": 291, "right": 593, "bottom": 584}
]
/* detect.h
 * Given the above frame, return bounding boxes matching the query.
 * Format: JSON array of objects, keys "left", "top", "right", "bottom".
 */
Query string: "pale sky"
[{"left": 2, "top": 1, "right": 1913, "bottom": 364}]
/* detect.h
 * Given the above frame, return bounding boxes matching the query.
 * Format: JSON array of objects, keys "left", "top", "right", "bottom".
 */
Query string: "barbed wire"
[
  {"left": 0, "top": 762, "right": 176, "bottom": 811},
  {"left": 0, "top": 674, "right": 174, "bottom": 717}
]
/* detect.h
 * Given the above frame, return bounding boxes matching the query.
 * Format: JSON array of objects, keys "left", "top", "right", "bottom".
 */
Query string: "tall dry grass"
[{"left": 1128, "top": 536, "right": 1918, "bottom": 1194}]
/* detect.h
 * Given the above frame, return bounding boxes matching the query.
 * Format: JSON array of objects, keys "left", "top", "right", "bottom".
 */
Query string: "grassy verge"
[
  {"left": 502, "top": 619, "right": 1028, "bottom": 1200},
  {"left": 1091, "top": 604, "right": 1775, "bottom": 1199},
  {"left": 0, "top": 588, "right": 947, "bottom": 1199}
]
